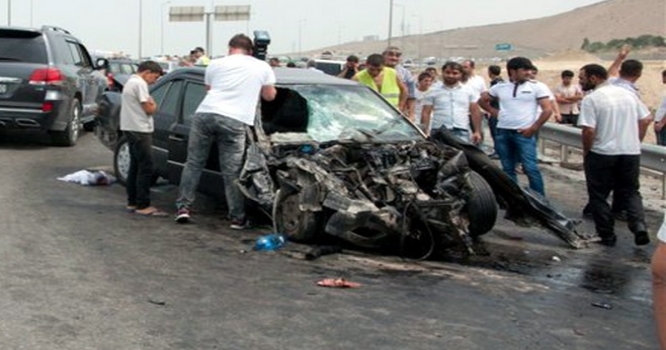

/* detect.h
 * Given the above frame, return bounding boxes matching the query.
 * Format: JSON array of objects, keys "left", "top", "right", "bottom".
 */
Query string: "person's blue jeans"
[
  {"left": 176, "top": 113, "right": 247, "bottom": 220},
  {"left": 494, "top": 128, "right": 545, "bottom": 196}
]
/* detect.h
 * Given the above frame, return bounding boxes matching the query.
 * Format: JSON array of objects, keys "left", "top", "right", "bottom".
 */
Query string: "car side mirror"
[{"left": 95, "top": 58, "right": 109, "bottom": 70}]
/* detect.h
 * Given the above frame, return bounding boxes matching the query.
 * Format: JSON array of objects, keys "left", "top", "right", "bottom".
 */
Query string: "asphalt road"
[{"left": 0, "top": 132, "right": 662, "bottom": 349}]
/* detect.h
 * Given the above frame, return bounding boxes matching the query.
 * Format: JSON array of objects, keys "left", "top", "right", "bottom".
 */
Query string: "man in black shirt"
[{"left": 338, "top": 55, "right": 359, "bottom": 79}]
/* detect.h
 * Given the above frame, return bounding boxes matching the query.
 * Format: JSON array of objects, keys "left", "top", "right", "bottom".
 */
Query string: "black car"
[
  {"left": 0, "top": 25, "right": 107, "bottom": 146},
  {"left": 96, "top": 67, "right": 586, "bottom": 257}
]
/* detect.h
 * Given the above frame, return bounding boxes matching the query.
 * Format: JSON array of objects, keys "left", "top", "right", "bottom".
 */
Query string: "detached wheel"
[
  {"left": 466, "top": 171, "right": 498, "bottom": 237},
  {"left": 113, "top": 136, "right": 130, "bottom": 186},
  {"left": 51, "top": 98, "right": 81, "bottom": 146},
  {"left": 273, "top": 189, "right": 319, "bottom": 242}
]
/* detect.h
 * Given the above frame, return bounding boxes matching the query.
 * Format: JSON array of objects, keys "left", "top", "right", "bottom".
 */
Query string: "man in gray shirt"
[{"left": 119, "top": 60, "right": 164, "bottom": 216}]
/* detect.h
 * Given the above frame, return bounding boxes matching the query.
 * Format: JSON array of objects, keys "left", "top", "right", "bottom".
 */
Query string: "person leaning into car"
[
  {"left": 119, "top": 60, "right": 165, "bottom": 216},
  {"left": 175, "top": 34, "right": 277, "bottom": 229}
]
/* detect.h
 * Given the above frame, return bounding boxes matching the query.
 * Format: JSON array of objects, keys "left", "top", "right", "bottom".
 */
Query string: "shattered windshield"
[{"left": 288, "top": 84, "right": 423, "bottom": 143}]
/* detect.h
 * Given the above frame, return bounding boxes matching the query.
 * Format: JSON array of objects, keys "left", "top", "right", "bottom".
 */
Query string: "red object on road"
[{"left": 316, "top": 278, "right": 361, "bottom": 288}]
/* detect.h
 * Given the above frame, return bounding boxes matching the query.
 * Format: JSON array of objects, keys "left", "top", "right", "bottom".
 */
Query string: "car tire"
[
  {"left": 51, "top": 98, "right": 81, "bottom": 147},
  {"left": 113, "top": 135, "right": 131, "bottom": 186},
  {"left": 466, "top": 171, "right": 498, "bottom": 237},
  {"left": 273, "top": 189, "right": 319, "bottom": 242}
]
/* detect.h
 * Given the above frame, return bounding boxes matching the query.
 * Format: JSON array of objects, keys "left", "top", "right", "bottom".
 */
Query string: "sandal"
[
  {"left": 135, "top": 207, "right": 169, "bottom": 217},
  {"left": 316, "top": 278, "right": 361, "bottom": 288}
]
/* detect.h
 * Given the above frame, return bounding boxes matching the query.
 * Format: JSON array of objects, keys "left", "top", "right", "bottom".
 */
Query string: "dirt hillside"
[{"left": 304, "top": 0, "right": 666, "bottom": 59}]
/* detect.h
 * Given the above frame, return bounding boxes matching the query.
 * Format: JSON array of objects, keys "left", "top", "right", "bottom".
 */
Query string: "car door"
[
  {"left": 165, "top": 79, "right": 207, "bottom": 186},
  {"left": 65, "top": 40, "right": 96, "bottom": 116}
]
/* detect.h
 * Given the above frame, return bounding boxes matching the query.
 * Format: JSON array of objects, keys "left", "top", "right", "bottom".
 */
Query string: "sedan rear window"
[{"left": 0, "top": 31, "right": 47, "bottom": 63}]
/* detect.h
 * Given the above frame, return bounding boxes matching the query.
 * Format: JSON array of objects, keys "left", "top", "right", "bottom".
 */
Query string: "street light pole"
[
  {"left": 298, "top": 19, "right": 306, "bottom": 57},
  {"left": 161, "top": 1, "right": 171, "bottom": 55},
  {"left": 138, "top": 0, "right": 143, "bottom": 59},
  {"left": 388, "top": 0, "right": 393, "bottom": 47},
  {"left": 30, "top": 0, "right": 33, "bottom": 27},
  {"left": 7, "top": 0, "right": 11, "bottom": 26}
]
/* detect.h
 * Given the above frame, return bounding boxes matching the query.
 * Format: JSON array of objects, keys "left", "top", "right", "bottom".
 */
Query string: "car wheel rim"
[
  {"left": 117, "top": 141, "right": 131, "bottom": 181},
  {"left": 70, "top": 105, "right": 80, "bottom": 142},
  {"left": 278, "top": 193, "right": 300, "bottom": 233}
]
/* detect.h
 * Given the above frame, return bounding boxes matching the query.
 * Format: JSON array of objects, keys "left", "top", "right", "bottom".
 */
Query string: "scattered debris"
[
  {"left": 147, "top": 298, "right": 166, "bottom": 306},
  {"left": 316, "top": 278, "right": 361, "bottom": 288},
  {"left": 305, "top": 246, "right": 342, "bottom": 260},
  {"left": 552, "top": 256, "right": 561, "bottom": 262},
  {"left": 591, "top": 301, "right": 613, "bottom": 310},
  {"left": 57, "top": 170, "right": 115, "bottom": 186}
]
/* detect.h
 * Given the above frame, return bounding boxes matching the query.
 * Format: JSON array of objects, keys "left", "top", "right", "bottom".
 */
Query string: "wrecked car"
[{"left": 96, "top": 67, "right": 586, "bottom": 258}]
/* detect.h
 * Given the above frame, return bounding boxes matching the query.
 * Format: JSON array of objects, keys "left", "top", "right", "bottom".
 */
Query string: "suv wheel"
[
  {"left": 51, "top": 98, "right": 81, "bottom": 146},
  {"left": 113, "top": 136, "right": 130, "bottom": 186}
]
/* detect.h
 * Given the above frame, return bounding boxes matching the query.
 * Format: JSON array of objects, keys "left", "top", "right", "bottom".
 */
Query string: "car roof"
[{"left": 167, "top": 66, "right": 359, "bottom": 86}]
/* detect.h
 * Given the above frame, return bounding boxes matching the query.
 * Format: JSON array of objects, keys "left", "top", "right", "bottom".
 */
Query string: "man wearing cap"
[
  {"left": 193, "top": 47, "right": 210, "bottom": 66},
  {"left": 479, "top": 57, "right": 552, "bottom": 196}
]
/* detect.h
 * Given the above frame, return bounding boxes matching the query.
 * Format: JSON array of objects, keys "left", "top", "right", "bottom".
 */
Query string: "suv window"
[
  {"left": 66, "top": 41, "right": 91, "bottom": 67},
  {"left": 0, "top": 31, "right": 48, "bottom": 63}
]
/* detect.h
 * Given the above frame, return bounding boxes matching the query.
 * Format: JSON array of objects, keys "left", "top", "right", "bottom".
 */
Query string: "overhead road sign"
[
  {"left": 495, "top": 43, "right": 513, "bottom": 51},
  {"left": 215, "top": 5, "right": 250, "bottom": 21},
  {"left": 169, "top": 6, "right": 205, "bottom": 22}
]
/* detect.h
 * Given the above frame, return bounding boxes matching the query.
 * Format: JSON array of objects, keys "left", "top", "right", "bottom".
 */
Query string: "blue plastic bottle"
[{"left": 254, "top": 233, "right": 287, "bottom": 251}]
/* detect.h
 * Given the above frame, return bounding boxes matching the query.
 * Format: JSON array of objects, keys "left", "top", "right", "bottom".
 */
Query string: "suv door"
[{"left": 65, "top": 40, "right": 96, "bottom": 116}]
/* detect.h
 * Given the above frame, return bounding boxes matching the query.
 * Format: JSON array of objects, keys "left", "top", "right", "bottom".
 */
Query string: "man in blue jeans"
[
  {"left": 175, "top": 34, "right": 277, "bottom": 228},
  {"left": 479, "top": 57, "right": 552, "bottom": 196}
]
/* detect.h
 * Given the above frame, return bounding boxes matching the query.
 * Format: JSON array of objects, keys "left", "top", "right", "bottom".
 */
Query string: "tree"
[{"left": 581, "top": 37, "right": 590, "bottom": 50}]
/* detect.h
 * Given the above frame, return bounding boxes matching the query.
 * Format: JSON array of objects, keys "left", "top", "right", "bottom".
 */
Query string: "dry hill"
[{"left": 298, "top": 0, "right": 666, "bottom": 60}]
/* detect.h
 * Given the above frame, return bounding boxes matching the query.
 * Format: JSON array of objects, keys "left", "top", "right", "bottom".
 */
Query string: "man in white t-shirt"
[
  {"left": 422, "top": 61, "right": 482, "bottom": 144},
  {"left": 577, "top": 63, "right": 651, "bottom": 247},
  {"left": 175, "top": 34, "right": 277, "bottom": 228},
  {"left": 461, "top": 59, "right": 487, "bottom": 96},
  {"left": 411, "top": 71, "right": 434, "bottom": 131},
  {"left": 554, "top": 70, "right": 583, "bottom": 125},
  {"left": 119, "top": 61, "right": 164, "bottom": 216},
  {"left": 478, "top": 57, "right": 552, "bottom": 196}
]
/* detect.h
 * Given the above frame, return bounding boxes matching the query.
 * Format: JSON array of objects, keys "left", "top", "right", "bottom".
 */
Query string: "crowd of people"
[{"left": 116, "top": 33, "right": 666, "bottom": 347}]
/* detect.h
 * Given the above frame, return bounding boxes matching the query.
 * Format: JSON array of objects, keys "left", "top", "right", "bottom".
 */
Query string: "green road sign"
[{"left": 495, "top": 43, "right": 513, "bottom": 51}]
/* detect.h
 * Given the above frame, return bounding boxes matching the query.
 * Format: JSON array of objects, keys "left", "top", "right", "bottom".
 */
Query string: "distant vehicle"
[
  {"left": 156, "top": 61, "right": 179, "bottom": 75},
  {"left": 0, "top": 25, "right": 107, "bottom": 145},
  {"left": 102, "top": 59, "right": 139, "bottom": 92},
  {"left": 313, "top": 59, "right": 346, "bottom": 76},
  {"left": 423, "top": 56, "right": 437, "bottom": 65}
]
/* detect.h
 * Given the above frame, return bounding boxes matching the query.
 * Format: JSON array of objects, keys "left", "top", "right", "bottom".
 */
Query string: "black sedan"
[{"left": 96, "top": 67, "right": 586, "bottom": 258}]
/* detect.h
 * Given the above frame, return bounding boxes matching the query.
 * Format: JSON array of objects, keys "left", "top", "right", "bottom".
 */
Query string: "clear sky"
[{"left": 4, "top": 0, "right": 607, "bottom": 58}]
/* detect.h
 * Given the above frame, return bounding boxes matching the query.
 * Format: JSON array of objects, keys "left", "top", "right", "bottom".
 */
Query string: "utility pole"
[
  {"left": 7, "top": 0, "right": 11, "bottom": 26},
  {"left": 388, "top": 0, "right": 394, "bottom": 47},
  {"left": 138, "top": 0, "right": 143, "bottom": 59}
]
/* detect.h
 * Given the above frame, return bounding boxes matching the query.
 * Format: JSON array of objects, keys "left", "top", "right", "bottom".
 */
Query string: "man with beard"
[
  {"left": 478, "top": 57, "right": 552, "bottom": 196},
  {"left": 577, "top": 64, "right": 651, "bottom": 247},
  {"left": 421, "top": 61, "right": 482, "bottom": 144}
]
